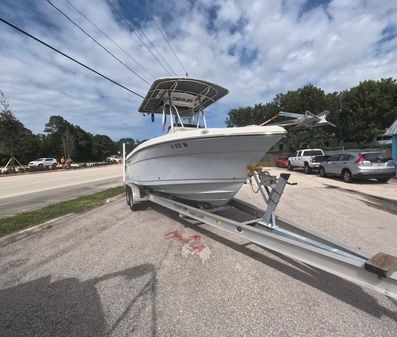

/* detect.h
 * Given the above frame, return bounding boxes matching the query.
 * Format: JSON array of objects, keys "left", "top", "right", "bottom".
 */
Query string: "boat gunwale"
[{"left": 126, "top": 131, "right": 286, "bottom": 161}]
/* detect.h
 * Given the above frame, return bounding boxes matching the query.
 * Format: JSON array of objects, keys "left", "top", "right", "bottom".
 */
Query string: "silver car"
[
  {"left": 28, "top": 158, "right": 58, "bottom": 170},
  {"left": 318, "top": 151, "right": 395, "bottom": 183}
]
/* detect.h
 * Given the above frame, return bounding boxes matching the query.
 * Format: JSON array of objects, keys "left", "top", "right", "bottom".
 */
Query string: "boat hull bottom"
[{"left": 133, "top": 179, "right": 244, "bottom": 206}]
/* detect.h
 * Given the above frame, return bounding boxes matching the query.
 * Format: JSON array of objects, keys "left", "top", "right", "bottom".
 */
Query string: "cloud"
[{"left": 0, "top": 0, "right": 396, "bottom": 139}]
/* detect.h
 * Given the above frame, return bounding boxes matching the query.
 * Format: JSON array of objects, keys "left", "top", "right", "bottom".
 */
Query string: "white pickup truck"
[{"left": 288, "top": 149, "right": 325, "bottom": 173}]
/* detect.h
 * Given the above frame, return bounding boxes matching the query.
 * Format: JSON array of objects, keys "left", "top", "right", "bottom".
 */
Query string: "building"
[{"left": 384, "top": 119, "right": 397, "bottom": 172}]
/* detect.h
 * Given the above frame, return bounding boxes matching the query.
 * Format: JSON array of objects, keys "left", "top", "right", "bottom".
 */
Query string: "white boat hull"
[{"left": 126, "top": 127, "right": 285, "bottom": 206}]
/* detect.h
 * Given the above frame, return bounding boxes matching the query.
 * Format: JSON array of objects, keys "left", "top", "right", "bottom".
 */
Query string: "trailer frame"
[{"left": 124, "top": 171, "right": 397, "bottom": 300}]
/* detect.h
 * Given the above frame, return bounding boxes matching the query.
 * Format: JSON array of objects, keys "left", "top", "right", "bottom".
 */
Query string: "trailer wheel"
[
  {"left": 126, "top": 187, "right": 138, "bottom": 211},
  {"left": 126, "top": 187, "right": 132, "bottom": 206},
  {"left": 319, "top": 167, "right": 326, "bottom": 177}
]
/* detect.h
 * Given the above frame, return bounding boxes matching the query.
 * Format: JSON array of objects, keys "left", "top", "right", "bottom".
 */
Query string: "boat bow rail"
[{"left": 125, "top": 171, "right": 397, "bottom": 300}]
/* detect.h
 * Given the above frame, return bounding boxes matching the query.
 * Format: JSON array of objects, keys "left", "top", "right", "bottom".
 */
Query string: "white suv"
[
  {"left": 106, "top": 155, "right": 122, "bottom": 163},
  {"left": 28, "top": 158, "right": 58, "bottom": 169}
]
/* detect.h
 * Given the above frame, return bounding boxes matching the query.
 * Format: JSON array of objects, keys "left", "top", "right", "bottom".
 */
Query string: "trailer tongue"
[{"left": 125, "top": 170, "right": 397, "bottom": 300}]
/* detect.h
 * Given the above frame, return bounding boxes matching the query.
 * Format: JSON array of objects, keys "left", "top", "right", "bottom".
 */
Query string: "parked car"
[
  {"left": 288, "top": 149, "right": 325, "bottom": 173},
  {"left": 106, "top": 155, "right": 122, "bottom": 163},
  {"left": 318, "top": 151, "right": 395, "bottom": 183},
  {"left": 28, "top": 158, "right": 58, "bottom": 170},
  {"left": 275, "top": 156, "right": 289, "bottom": 168}
]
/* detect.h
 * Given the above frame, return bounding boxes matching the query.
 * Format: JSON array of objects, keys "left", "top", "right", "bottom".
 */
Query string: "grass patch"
[{"left": 0, "top": 186, "right": 124, "bottom": 238}]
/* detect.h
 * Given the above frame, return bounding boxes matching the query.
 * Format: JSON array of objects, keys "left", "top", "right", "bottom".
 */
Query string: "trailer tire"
[
  {"left": 126, "top": 187, "right": 138, "bottom": 211},
  {"left": 126, "top": 187, "right": 132, "bottom": 206},
  {"left": 319, "top": 167, "right": 326, "bottom": 177}
]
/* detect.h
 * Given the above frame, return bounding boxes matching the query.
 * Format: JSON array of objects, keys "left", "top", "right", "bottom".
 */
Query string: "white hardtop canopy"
[{"left": 138, "top": 77, "right": 229, "bottom": 116}]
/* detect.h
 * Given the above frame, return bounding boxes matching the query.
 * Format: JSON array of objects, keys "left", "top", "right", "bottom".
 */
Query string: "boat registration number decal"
[
  {"left": 170, "top": 142, "right": 188, "bottom": 149},
  {"left": 174, "top": 203, "right": 204, "bottom": 219}
]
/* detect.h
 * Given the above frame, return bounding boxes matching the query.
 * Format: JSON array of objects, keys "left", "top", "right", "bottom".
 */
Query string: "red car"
[{"left": 275, "top": 156, "right": 289, "bottom": 168}]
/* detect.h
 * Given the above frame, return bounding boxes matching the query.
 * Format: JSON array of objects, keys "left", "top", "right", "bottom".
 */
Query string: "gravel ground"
[{"left": 0, "top": 171, "right": 396, "bottom": 337}]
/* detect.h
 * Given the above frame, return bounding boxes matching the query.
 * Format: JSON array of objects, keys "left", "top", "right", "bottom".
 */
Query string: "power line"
[
  {"left": 110, "top": 0, "right": 177, "bottom": 76},
  {"left": 64, "top": 0, "right": 155, "bottom": 80},
  {"left": 116, "top": 0, "right": 177, "bottom": 76},
  {"left": 143, "top": 0, "right": 189, "bottom": 77},
  {"left": 0, "top": 17, "right": 145, "bottom": 98},
  {"left": 45, "top": 0, "right": 150, "bottom": 86},
  {"left": 108, "top": 0, "right": 171, "bottom": 76}
]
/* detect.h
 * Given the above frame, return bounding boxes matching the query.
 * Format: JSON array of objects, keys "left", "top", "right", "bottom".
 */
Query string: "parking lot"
[
  {"left": 278, "top": 166, "right": 397, "bottom": 201},
  {"left": 0, "top": 170, "right": 396, "bottom": 336}
]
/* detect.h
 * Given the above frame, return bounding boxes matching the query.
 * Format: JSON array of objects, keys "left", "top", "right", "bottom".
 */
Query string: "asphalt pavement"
[
  {"left": 0, "top": 165, "right": 122, "bottom": 218},
  {"left": 0, "top": 171, "right": 396, "bottom": 337}
]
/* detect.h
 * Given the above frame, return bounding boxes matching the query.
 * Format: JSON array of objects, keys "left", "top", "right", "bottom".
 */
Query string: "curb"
[
  {"left": 0, "top": 213, "right": 75, "bottom": 248},
  {"left": 106, "top": 193, "right": 125, "bottom": 203}
]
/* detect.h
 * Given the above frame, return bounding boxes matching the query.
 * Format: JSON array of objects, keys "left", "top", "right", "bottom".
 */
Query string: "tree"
[
  {"left": 43, "top": 115, "right": 73, "bottom": 158},
  {"left": 335, "top": 78, "right": 397, "bottom": 145},
  {"left": 226, "top": 102, "right": 278, "bottom": 127},
  {"left": 61, "top": 127, "right": 75, "bottom": 161},
  {"left": 44, "top": 115, "right": 71, "bottom": 134},
  {"left": 117, "top": 138, "right": 136, "bottom": 155},
  {"left": 275, "top": 84, "right": 329, "bottom": 113},
  {"left": 92, "top": 134, "right": 118, "bottom": 160},
  {"left": 73, "top": 126, "right": 94, "bottom": 162},
  {"left": 0, "top": 90, "right": 42, "bottom": 166},
  {"left": 225, "top": 84, "right": 338, "bottom": 151},
  {"left": 0, "top": 91, "right": 23, "bottom": 156},
  {"left": 0, "top": 98, "right": 146, "bottom": 164}
]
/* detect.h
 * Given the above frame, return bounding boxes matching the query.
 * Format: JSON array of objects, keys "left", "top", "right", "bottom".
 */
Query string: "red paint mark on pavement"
[{"left": 165, "top": 230, "right": 206, "bottom": 253}]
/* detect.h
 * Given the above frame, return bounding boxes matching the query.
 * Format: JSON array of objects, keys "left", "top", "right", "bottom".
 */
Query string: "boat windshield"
[
  {"left": 180, "top": 112, "right": 205, "bottom": 128},
  {"left": 161, "top": 106, "right": 207, "bottom": 135}
]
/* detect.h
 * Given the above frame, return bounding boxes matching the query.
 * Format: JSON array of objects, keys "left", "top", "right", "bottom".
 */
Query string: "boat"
[{"left": 125, "top": 77, "right": 287, "bottom": 206}]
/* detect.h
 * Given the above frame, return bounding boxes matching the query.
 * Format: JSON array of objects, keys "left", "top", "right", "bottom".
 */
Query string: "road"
[
  {"left": 0, "top": 170, "right": 396, "bottom": 336},
  {"left": 0, "top": 165, "right": 123, "bottom": 218}
]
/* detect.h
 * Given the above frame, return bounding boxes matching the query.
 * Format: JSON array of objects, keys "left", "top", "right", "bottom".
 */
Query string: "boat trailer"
[{"left": 125, "top": 171, "right": 397, "bottom": 300}]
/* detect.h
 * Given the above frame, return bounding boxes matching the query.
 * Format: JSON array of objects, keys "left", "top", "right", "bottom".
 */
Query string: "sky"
[{"left": 0, "top": 0, "right": 396, "bottom": 140}]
